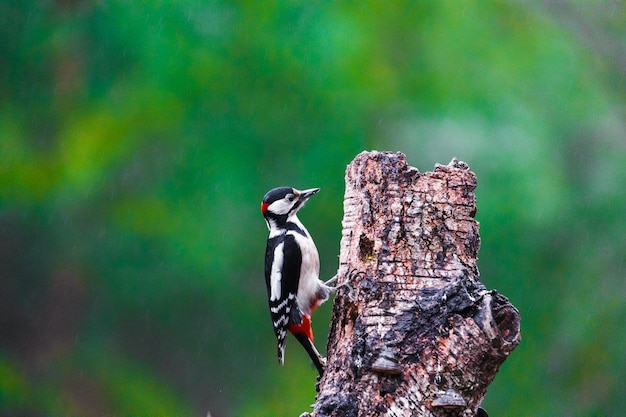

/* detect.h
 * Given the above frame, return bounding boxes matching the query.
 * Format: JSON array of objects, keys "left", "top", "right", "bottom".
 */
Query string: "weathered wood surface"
[{"left": 313, "top": 151, "right": 520, "bottom": 417}]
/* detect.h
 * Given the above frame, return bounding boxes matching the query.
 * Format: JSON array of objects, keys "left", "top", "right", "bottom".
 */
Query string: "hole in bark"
[
  {"left": 492, "top": 302, "right": 521, "bottom": 343},
  {"left": 359, "top": 233, "right": 374, "bottom": 261},
  {"left": 435, "top": 251, "right": 445, "bottom": 265}
]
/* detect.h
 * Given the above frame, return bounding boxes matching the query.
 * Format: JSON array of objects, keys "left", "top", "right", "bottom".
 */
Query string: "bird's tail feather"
[
  {"left": 293, "top": 332, "right": 325, "bottom": 376},
  {"left": 277, "top": 328, "right": 287, "bottom": 365}
]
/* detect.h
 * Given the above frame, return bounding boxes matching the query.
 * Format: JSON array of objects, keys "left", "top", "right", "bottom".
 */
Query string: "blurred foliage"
[{"left": 1, "top": 1, "right": 625, "bottom": 416}]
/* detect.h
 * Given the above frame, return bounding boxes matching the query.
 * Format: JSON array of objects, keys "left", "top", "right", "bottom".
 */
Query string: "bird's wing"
[{"left": 265, "top": 233, "right": 302, "bottom": 364}]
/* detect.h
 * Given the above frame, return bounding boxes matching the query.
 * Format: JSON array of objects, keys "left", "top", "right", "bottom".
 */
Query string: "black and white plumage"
[{"left": 261, "top": 186, "right": 332, "bottom": 375}]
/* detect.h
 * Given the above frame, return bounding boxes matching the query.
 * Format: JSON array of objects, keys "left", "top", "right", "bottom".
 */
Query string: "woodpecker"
[{"left": 261, "top": 186, "right": 333, "bottom": 376}]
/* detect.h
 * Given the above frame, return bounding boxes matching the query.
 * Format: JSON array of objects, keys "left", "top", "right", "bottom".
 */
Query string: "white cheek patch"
[
  {"left": 270, "top": 242, "right": 284, "bottom": 301},
  {"left": 267, "top": 198, "right": 293, "bottom": 215}
]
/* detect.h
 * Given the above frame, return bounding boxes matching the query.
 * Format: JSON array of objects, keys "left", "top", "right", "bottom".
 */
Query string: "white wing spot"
[
  {"left": 270, "top": 242, "right": 284, "bottom": 301},
  {"left": 270, "top": 293, "right": 294, "bottom": 314}
]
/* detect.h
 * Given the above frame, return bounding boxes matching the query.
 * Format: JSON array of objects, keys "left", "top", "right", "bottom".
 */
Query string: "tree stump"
[{"left": 313, "top": 151, "right": 521, "bottom": 417}]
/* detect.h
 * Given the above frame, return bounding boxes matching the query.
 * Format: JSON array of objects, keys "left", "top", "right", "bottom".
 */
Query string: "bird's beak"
[
  {"left": 291, "top": 188, "right": 320, "bottom": 214},
  {"left": 299, "top": 188, "right": 320, "bottom": 201}
]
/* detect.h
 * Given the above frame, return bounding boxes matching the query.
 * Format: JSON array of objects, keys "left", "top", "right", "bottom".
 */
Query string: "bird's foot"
[
  {"left": 324, "top": 274, "right": 339, "bottom": 287},
  {"left": 325, "top": 268, "right": 365, "bottom": 302}
]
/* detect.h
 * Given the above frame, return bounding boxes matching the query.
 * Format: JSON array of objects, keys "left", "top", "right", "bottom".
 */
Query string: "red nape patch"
[
  {"left": 288, "top": 314, "right": 314, "bottom": 342},
  {"left": 261, "top": 202, "right": 270, "bottom": 214}
]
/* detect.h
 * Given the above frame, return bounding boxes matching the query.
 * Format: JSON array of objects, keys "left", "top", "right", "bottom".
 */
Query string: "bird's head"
[{"left": 261, "top": 186, "right": 320, "bottom": 226}]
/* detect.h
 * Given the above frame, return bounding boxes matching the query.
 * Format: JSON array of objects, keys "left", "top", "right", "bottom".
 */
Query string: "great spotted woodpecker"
[{"left": 261, "top": 186, "right": 333, "bottom": 376}]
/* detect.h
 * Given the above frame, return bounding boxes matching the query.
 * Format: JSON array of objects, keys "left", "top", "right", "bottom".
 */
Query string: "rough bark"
[{"left": 312, "top": 151, "right": 521, "bottom": 417}]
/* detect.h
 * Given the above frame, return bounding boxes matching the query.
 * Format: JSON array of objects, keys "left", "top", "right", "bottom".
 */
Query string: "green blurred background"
[{"left": 1, "top": 1, "right": 625, "bottom": 416}]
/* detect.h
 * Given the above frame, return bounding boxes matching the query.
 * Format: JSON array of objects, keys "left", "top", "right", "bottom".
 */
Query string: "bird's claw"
[{"left": 325, "top": 268, "right": 365, "bottom": 302}]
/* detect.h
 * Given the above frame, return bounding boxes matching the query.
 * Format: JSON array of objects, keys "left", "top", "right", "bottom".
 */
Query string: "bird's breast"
[{"left": 291, "top": 231, "right": 321, "bottom": 316}]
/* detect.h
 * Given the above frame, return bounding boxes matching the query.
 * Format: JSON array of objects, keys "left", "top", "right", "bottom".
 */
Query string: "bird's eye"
[{"left": 287, "top": 194, "right": 295, "bottom": 202}]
